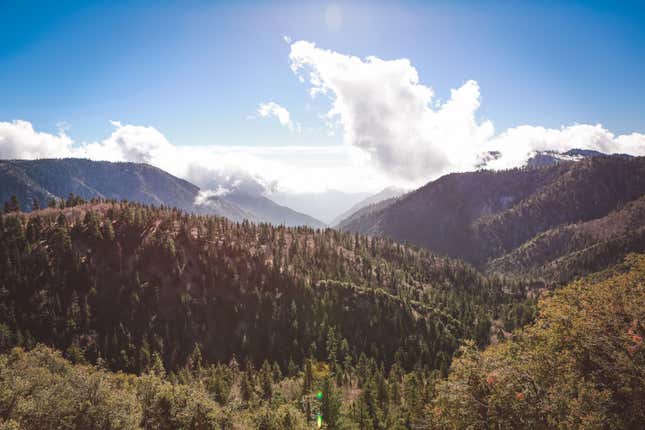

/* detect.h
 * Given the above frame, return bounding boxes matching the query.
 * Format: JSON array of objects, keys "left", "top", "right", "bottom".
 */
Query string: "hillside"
[
  {"left": 0, "top": 158, "right": 325, "bottom": 227},
  {"left": 0, "top": 201, "right": 532, "bottom": 375},
  {"left": 487, "top": 195, "right": 645, "bottom": 284},
  {"left": 330, "top": 186, "right": 405, "bottom": 227},
  {"left": 1, "top": 246, "right": 640, "bottom": 429},
  {"left": 524, "top": 148, "right": 631, "bottom": 167},
  {"left": 1, "top": 158, "right": 201, "bottom": 210},
  {"left": 432, "top": 253, "right": 645, "bottom": 429},
  {"left": 336, "top": 195, "right": 400, "bottom": 232},
  {"left": 339, "top": 156, "right": 645, "bottom": 280},
  {"left": 224, "top": 191, "right": 326, "bottom": 229}
]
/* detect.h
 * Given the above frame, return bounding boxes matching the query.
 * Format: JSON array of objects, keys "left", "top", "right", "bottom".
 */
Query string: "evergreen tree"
[{"left": 320, "top": 376, "right": 342, "bottom": 429}]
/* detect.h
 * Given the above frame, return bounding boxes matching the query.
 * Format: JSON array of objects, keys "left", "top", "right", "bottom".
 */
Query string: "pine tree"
[
  {"left": 287, "top": 357, "right": 298, "bottom": 378},
  {"left": 260, "top": 360, "right": 273, "bottom": 400},
  {"left": 302, "top": 359, "right": 314, "bottom": 395},
  {"left": 151, "top": 352, "right": 166, "bottom": 378},
  {"left": 320, "top": 376, "right": 342, "bottom": 429},
  {"left": 3, "top": 195, "right": 20, "bottom": 213},
  {"left": 189, "top": 343, "right": 203, "bottom": 377},
  {"left": 240, "top": 371, "right": 253, "bottom": 403}
]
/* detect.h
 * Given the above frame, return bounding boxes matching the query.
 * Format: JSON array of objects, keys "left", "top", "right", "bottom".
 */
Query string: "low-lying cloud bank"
[
  {"left": 288, "top": 40, "right": 645, "bottom": 180},
  {"left": 0, "top": 119, "right": 382, "bottom": 195}
]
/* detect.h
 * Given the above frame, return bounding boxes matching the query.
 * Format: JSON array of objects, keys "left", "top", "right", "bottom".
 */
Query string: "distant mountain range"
[
  {"left": 0, "top": 158, "right": 325, "bottom": 228},
  {"left": 338, "top": 155, "right": 645, "bottom": 284}
]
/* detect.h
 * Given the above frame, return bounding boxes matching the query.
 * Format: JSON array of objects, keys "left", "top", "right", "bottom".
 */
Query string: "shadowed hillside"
[
  {"left": 0, "top": 201, "right": 533, "bottom": 375},
  {"left": 339, "top": 156, "right": 645, "bottom": 282}
]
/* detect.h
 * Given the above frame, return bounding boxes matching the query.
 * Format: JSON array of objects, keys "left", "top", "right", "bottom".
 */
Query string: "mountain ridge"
[
  {"left": 0, "top": 158, "right": 325, "bottom": 227},
  {"left": 338, "top": 155, "right": 645, "bottom": 281}
]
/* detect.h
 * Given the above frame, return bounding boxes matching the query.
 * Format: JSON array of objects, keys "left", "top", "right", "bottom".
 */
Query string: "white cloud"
[
  {"left": 2, "top": 41, "right": 644, "bottom": 197},
  {"left": 0, "top": 119, "right": 387, "bottom": 194},
  {"left": 289, "top": 40, "right": 495, "bottom": 181},
  {"left": 289, "top": 40, "right": 645, "bottom": 183},
  {"left": 194, "top": 187, "right": 230, "bottom": 206},
  {"left": 73, "top": 121, "right": 173, "bottom": 164},
  {"left": 257, "top": 102, "right": 300, "bottom": 132},
  {"left": 485, "top": 124, "right": 645, "bottom": 170},
  {"left": 0, "top": 120, "right": 74, "bottom": 159}
]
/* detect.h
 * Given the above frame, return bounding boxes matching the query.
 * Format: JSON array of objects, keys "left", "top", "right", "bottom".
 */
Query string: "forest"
[{"left": 0, "top": 197, "right": 642, "bottom": 429}]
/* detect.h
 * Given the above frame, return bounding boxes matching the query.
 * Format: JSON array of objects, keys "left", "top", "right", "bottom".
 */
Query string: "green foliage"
[
  {"left": 320, "top": 376, "right": 342, "bottom": 429},
  {"left": 430, "top": 254, "right": 645, "bottom": 429},
  {"left": 0, "top": 345, "right": 141, "bottom": 430},
  {"left": 0, "top": 201, "right": 529, "bottom": 376}
]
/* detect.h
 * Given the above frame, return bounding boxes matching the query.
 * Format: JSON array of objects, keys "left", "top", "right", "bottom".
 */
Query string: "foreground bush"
[
  {"left": 430, "top": 254, "right": 645, "bottom": 429},
  {"left": 0, "top": 346, "right": 232, "bottom": 430}
]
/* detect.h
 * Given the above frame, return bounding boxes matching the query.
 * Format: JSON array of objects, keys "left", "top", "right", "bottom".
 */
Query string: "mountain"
[
  {"left": 486, "top": 195, "right": 645, "bottom": 284},
  {"left": 1, "top": 166, "right": 641, "bottom": 428},
  {"left": 0, "top": 200, "right": 531, "bottom": 374},
  {"left": 335, "top": 194, "right": 400, "bottom": 232},
  {"left": 330, "top": 186, "right": 406, "bottom": 227},
  {"left": 2, "top": 198, "right": 639, "bottom": 428},
  {"left": 0, "top": 158, "right": 324, "bottom": 227},
  {"left": 0, "top": 158, "right": 199, "bottom": 211},
  {"left": 525, "top": 148, "right": 631, "bottom": 167},
  {"left": 339, "top": 156, "right": 645, "bottom": 281},
  {"left": 269, "top": 189, "right": 371, "bottom": 224},
  {"left": 222, "top": 191, "right": 326, "bottom": 228}
]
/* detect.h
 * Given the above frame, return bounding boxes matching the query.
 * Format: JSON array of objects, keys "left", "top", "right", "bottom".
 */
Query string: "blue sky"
[
  {"left": 1, "top": 0, "right": 645, "bottom": 193},
  {"left": 2, "top": 0, "right": 645, "bottom": 144}
]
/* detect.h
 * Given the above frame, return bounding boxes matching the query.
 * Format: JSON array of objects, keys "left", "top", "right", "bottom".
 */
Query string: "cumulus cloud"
[
  {"left": 257, "top": 102, "right": 300, "bottom": 132},
  {"left": 3, "top": 41, "right": 644, "bottom": 197},
  {"left": 288, "top": 40, "right": 645, "bottom": 182},
  {"left": 289, "top": 41, "right": 494, "bottom": 180},
  {"left": 0, "top": 120, "right": 74, "bottom": 159},
  {"left": 73, "top": 121, "right": 174, "bottom": 164}
]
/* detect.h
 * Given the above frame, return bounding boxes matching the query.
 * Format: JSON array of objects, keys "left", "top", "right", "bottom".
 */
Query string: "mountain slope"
[
  {"left": 432, "top": 253, "right": 645, "bottom": 429},
  {"left": 0, "top": 157, "right": 222, "bottom": 219},
  {"left": 331, "top": 186, "right": 405, "bottom": 227},
  {"left": 335, "top": 195, "right": 400, "bottom": 232},
  {"left": 0, "top": 158, "right": 325, "bottom": 227},
  {"left": 339, "top": 156, "right": 645, "bottom": 279},
  {"left": 525, "top": 148, "right": 631, "bottom": 167},
  {"left": 2, "top": 158, "right": 200, "bottom": 210},
  {"left": 486, "top": 195, "right": 645, "bottom": 283},
  {"left": 224, "top": 192, "right": 326, "bottom": 228},
  {"left": 0, "top": 201, "right": 531, "bottom": 374}
]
